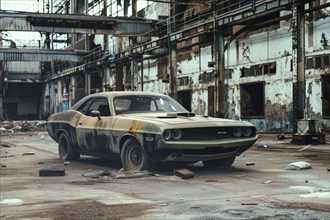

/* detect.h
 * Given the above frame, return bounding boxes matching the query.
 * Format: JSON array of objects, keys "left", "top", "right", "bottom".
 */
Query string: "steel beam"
[
  {"left": 0, "top": 11, "right": 157, "bottom": 36},
  {"left": 0, "top": 48, "right": 81, "bottom": 62}
]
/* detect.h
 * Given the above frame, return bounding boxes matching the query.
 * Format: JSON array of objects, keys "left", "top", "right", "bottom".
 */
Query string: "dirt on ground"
[{"left": 0, "top": 132, "right": 329, "bottom": 219}]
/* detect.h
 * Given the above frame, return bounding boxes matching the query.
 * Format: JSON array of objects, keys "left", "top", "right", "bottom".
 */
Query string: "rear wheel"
[
  {"left": 203, "top": 156, "right": 235, "bottom": 168},
  {"left": 121, "top": 138, "right": 154, "bottom": 171},
  {"left": 58, "top": 133, "right": 80, "bottom": 161}
]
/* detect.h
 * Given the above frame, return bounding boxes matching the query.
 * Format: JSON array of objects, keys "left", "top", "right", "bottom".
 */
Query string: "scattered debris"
[
  {"left": 82, "top": 170, "right": 110, "bottom": 178},
  {"left": 285, "top": 161, "right": 312, "bottom": 170},
  {"left": 298, "top": 144, "right": 312, "bottom": 152},
  {"left": 246, "top": 162, "right": 255, "bottom": 166},
  {"left": 109, "top": 170, "right": 152, "bottom": 179},
  {"left": 241, "top": 203, "right": 258, "bottom": 205},
  {"left": 0, "top": 143, "right": 14, "bottom": 148},
  {"left": 64, "top": 161, "right": 70, "bottom": 166},
  {"left": 174, "top": 169, "right": 194, "bottom": 179},
  {"left": 205, "top": 179, "right": 218, "bottom": 183},
  {"left": 22, "top": 152, "right": 35, "bottom": 156},
  {"left": 0, "top": 155, "right": 15, "bottom": 158},
  {"left": 38, "top": 162, "right": 45, "bottom": 165},
  {"left": 263, "top": 180, "right": 272, "bottom": 184},
  {"left": 277, "top": 134, "right": 286, "bottom": 140},
  {"left": 0, "top": 163, "right": 7, "bottom": 168},
  {"left": 256, "top": 144, "right": 268, "bottom": 149},
  {"left": 39, "top": 168, "right": 65, "bottom": 177},
  {"left": 0, "top": 120, "right": 47, "bottom": 133}
]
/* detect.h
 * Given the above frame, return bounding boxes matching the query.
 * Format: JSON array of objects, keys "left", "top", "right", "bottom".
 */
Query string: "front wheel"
[
  {"left": 58, "top": 133, "right": 80, "bottom": 161},
  {"left": 121, "top": 138, "right": 154, "bottom": 171},
  {"left": 203, "top": 156, "right": 235, "bottom": 168}
]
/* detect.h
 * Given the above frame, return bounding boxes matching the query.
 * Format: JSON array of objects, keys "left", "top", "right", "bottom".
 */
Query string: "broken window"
[
  {"left": 199, "top": 72, "right": 215, "bottom": 83},
  {"left": 306, "top": 55, "right": 330, "bottom": 69},
  {"left": 322, "top": 74, "right": 330, "bottom": 118},
  {"left": 240, "top": 82, "right": 265, "bottom": 118},
  {"left": 241, "top": 62, "right": 276, "bottom": 77},
  {"left": 178, "top": 76, "right": 190, "bottom": 86},
  {"left": 315, "top": 56, "right": 322, "bottom": 68}
]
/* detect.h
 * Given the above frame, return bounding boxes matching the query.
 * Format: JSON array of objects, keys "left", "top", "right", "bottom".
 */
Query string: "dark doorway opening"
[
  {"left": 177, "top": 90, "right": 191, "bottom": 112},
  {"left": 322, "top": 74, "right": 330, "bottom": 118},
  {"left": 240, "top": 82, "right": 265, "bottom": 118},
  {"left": 208, "top": 86, "right": 215, "bottom": 117}
]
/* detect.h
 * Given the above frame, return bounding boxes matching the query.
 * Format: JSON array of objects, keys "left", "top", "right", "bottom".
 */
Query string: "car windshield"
[{"left": 114, "top": 95, "right": 187, "bottom": 115}]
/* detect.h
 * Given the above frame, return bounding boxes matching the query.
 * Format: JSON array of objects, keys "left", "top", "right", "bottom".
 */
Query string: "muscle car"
[{"left": 47, "top": 91, "right": 258, "bottom": 171}]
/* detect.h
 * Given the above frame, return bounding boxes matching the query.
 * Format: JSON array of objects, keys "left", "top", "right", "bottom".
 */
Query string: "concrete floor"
[{"left": 0, "top": 132, "right": 329, "bottom": 219}]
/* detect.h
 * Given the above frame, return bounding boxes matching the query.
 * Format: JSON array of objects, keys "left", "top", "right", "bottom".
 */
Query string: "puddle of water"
[{"left": 0, "top": 199, "right": 24, "bottom": 205}]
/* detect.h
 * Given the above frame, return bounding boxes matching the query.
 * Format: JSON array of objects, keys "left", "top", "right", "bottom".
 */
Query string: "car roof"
[{"left": 71, "top": 91, "right": 169, "bottom": 110}]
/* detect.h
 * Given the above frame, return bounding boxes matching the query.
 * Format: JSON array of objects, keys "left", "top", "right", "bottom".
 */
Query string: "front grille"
[
  {"left": 181, "top": 127, "right": 256, "bottom": 141},
  {"left": 182, "top": 147, "right": 238, "bottom": 155}
]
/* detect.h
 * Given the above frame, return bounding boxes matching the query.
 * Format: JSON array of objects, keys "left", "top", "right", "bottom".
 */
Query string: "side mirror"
[{"left": 90, "top": 110, "right": 101, "bottom": 120}]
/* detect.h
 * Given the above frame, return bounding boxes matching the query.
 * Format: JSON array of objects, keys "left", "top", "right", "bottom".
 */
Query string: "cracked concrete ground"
[{"left": 0, "top": 132, "right": 329, "bottom": 219}]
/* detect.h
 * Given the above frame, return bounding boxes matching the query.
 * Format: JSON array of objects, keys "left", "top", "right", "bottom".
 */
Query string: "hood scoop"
[{"left": 157, "top": 112, "right": 196, "bottom": 118}]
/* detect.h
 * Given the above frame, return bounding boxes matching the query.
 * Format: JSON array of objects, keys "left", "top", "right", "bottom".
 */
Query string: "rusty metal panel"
[{"left": 0, "top": 49, "right": 81, "bottom": 62}]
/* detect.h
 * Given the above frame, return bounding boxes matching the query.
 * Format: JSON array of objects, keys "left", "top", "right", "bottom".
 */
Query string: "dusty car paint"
[{"left": 47, "top": 91, "right": 258, "bottom": 170}]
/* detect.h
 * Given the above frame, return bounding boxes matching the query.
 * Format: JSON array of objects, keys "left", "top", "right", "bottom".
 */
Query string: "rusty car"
[{"left": 47, "top": 91, "right": 258, "bottom": 171}]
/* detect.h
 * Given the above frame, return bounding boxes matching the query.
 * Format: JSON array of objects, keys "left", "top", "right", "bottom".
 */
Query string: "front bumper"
[{"left": 152, "top": 136, "right": 258, "bottom": 162}]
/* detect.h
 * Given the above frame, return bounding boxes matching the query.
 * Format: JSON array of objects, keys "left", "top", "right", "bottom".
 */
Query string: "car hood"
[{"left": 118, "top": 112, "right": 252, "bottom": 127}]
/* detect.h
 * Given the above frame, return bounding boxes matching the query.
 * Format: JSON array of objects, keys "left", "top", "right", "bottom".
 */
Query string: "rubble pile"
[{"left": 0, "top": 120, "right": 47, "bottom": 133}]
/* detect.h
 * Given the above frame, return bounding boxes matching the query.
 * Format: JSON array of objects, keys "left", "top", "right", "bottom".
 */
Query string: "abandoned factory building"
[{"left": 0, "top": 0, "right": 329, "bottom": 133}]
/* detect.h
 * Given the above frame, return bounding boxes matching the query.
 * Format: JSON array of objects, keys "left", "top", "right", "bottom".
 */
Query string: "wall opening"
[
  {"left": 177, "top": 90, "right": 191, "bottom": 112},
  {"left": 208, "top": 86, "right": 215, "bottom": 117},
  {"left": 322, "top": 74, "right": 330, "bottom": 118},
  {"left": 240, "top": 82, "right": 265, "bottom": 118}
]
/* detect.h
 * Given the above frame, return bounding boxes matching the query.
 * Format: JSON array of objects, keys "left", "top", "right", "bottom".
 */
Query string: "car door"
[{"left": 76, "top": 97, "right": 114, "bottom": 153}]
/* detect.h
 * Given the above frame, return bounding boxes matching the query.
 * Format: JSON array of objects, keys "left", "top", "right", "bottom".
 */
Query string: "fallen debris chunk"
[
  {"left": 298, "top": 144, "right": 312, "bottom": 152},
  {"left": 39, "top": 168, "right": 65, "bottom": 176},
  {"left": 246, "top": 162, "right": 255, "bottom": 166},
  {"left": 174, "top": 169, "right": 194, "bottom": 179},
  {"left": 22, "top": 152, "right": 35, "bottom": 156},
  {"left": 109, "top": 170, "right": 152, "bottom": 179},
  {"left": 277, "top": 134, "right": 286, "bottom": 140},
  {"left": 241, "top": 203, "right": 258, "bottom": 205},
  {"left": 0, "top": 143, "right": 13, "bottom": 148},
  {"left": 0, "top": 163, "right": 7, "bottom": 168},
  {"left": 82, "top": 170, "right": 110, "bottom": 178},
  {"left": 263, "top": 180, "right": 272, "bottom": 184},
  {"left": 285, "top": 161, "right": 312, "bottom": 170},
  {"left": 256, "top": 144, "right": 267, "bottom": 149},
  {"left": 327, "top": 168, "right": 330, "bottom": 172}
]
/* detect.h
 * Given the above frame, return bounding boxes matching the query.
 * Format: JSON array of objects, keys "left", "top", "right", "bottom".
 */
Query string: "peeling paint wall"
[{"left": 136, "top": 10, "right": 330, "bottom": 132}]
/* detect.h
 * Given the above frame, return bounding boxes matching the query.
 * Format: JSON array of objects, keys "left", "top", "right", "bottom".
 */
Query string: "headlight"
[
  {"left": 242, "top": 127, "right": 252, "bottom": 137},
  {"left": 233, "top": 127, "right": 242, "bottom": 137},
  {"left": 163, "top": 130, "right": 172, "bottom": 141},
  {"left": 172, "top": 129, "right": 183, "bottom": 140}
]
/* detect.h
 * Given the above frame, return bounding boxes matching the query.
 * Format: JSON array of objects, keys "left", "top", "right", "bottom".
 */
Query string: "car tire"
[
  {"left": 121, "top": 138, "right": 154, "bottom": 171},
  {"left": 203, "top": 156, "right": 235, "bottom": 168},
  {"left": 58, "top": 133, "right": 80, "bottom": 161}
]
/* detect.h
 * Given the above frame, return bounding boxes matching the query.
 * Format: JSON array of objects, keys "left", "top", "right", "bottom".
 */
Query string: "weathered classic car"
[{"left": 47, "top": 91, "right": 258, "bottom": 171}]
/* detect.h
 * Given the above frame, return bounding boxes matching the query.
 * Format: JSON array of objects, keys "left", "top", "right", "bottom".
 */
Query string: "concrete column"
[
  {"left": 216, "top": 32, "right": 226, "bottom": 118},
  {"left": 168, "top": 43, "right": 177, "bottom": 100},
  {"left": 70, "top": 76, "right": 76, "bottom": 106},
  {"left": 56, "top": 80, "right": 62, "bottom": 112},
  {"left": 85, "top": 72, "right": 91, "bottom": 95},
  {"left": 292, "top": 1, "right": 306, "bottom": 132}
]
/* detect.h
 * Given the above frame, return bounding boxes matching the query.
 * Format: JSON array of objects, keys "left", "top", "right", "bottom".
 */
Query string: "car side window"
[
  {"left": 77, "top": 98, "right": 94, "bottom": 115},
  {"left": 87, "top": 98, "right": 111, "bottom": 116}
]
